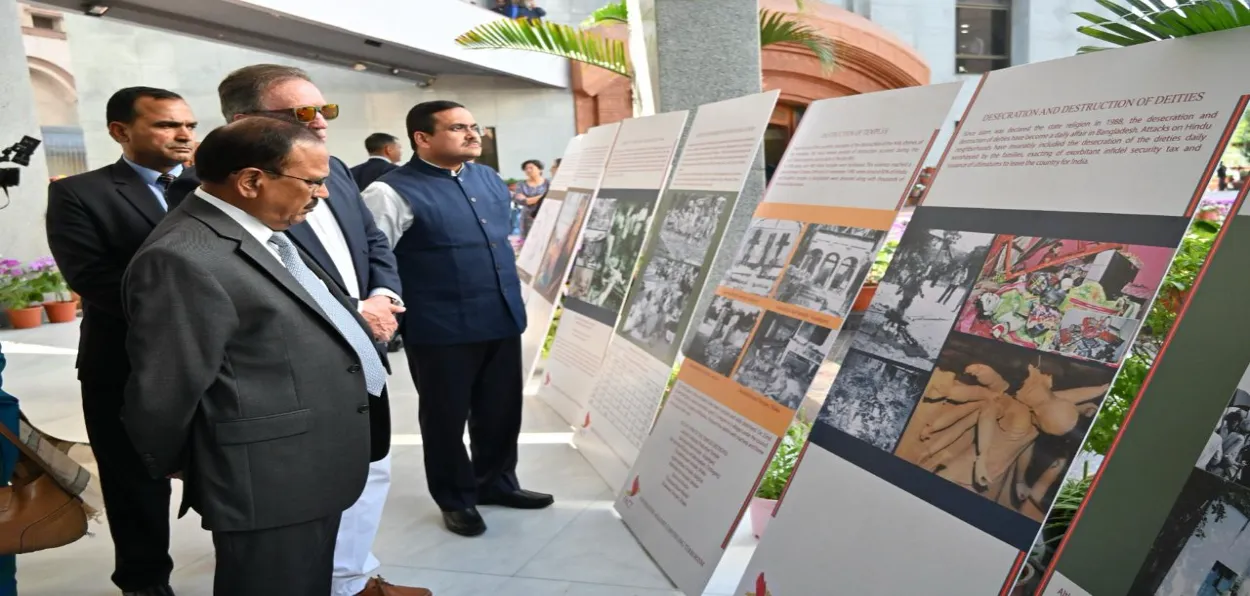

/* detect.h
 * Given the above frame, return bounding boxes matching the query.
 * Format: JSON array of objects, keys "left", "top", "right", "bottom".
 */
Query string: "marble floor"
[{"left": 1, "top": 320, "right": 759, "bottom": 596}]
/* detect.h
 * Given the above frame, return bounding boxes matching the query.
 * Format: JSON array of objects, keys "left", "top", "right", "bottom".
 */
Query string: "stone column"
[
  {"left": 644, "top": 0, "right": 766, "bottom": 354},
  {"left": 0, "top": 0, "right": 52, "bottom": 262}
]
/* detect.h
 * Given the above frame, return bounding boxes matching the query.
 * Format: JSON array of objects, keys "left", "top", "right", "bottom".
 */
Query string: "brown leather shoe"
[{"left": 354, "top": 576, "right": 433, "bottom": 596}]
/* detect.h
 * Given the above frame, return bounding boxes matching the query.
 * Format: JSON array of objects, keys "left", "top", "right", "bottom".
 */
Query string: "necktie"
[
  {"left": 156, "top": 173, "right": 175, "bottom": 193},
  {"left": 267, "top": 233, "right": 386, "bottom": 397}
]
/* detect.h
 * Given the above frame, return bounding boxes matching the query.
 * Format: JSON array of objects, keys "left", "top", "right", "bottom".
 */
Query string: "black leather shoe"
[
  {"left": 479, "top": 489, "right": 555, "bottom": 509},
  {"left": 442, "top": 507, "right": 486, "bottom": 537},
  {"left": 123, "top": 586, "right": 175, "bottom": 596}
]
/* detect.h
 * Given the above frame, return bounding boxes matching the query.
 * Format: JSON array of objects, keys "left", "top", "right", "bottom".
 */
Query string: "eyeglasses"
[
  {"left": 250, "top": 104, "right": 340, "bottom": 123},
  {"left": 262, "top": 170, "right": 327, "bottom": 192}
]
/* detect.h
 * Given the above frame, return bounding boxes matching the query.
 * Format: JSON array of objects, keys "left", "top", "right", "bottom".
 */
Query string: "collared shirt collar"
[
  {"left": 417, "top": 157, "right": 464, "bottom": 178},
  {"left": 122, "top": 156, "right": 182, "bottom": 186},
  {"left": 194, "top": 188, "right": 276, "bottom": 247}
]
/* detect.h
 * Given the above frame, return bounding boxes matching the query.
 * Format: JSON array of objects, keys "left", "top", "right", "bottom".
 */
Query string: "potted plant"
[
  {"left": 0, "top": 258, "right": 44, "bottom": 329},
  {"left": 750, "top": 416, "right": 811, "bottom": 539},
  {"left": 27, "top": 257, "right": 76, "bottom": 323}
]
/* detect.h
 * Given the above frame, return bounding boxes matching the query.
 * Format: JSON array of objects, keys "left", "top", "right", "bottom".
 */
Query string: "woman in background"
[{"left": 515, "top": 159, "right": 551, "bottom": 238}]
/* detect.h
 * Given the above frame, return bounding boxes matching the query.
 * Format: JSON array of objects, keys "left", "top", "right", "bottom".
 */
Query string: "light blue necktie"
[{"left": 267, "top": 233, "right": 386, "bottom": 396}]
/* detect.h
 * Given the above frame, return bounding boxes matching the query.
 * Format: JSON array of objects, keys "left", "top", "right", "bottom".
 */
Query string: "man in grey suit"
[{"left": 122, "top": 118, "right": 381, "bottom": 595}]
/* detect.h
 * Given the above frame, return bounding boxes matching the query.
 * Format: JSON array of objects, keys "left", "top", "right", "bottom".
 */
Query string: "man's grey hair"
[{"left": 217, "top": 64, "right": 312, "bottom": 121}]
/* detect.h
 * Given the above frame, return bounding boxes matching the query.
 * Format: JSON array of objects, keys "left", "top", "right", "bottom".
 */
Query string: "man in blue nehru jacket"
[{"left": 362, "top": 101, "right": 553, "bottom": 537}]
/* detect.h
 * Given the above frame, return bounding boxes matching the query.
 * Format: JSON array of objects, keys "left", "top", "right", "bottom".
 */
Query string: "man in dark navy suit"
[
  {"left": 350, "top": 133, "right": 402, "bottom": 192},
  {"left": 164, "top": 65, "right": 424, "bottom": 596},
  {"left": 47, "top": 85, "right": 197, "bottom": 596},
  {"left": 362, "top": 101, "right": 552, "bottom": 538}
]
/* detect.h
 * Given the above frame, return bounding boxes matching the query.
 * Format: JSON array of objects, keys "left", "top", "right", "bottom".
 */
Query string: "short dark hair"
[
  {"left": 522, "top": 159, "right": 544, "bottom": 171},
  {"left": 553, "top": 158, "right": 562, "bottom": 167},
  {"left": 365, "top": 133, "right": 399, "bottom": 154},
  {"left": 405, "top": 100, "right": 465, "bottom": 150},
  {"left": 105, "top": 87, "right": 184, "bottom": 124},
  {"left": 218, "top": 64, "right": 312, "bottom": 120},
  {"left": 195, "top": 119, "right": 323, "bottom": 184}
]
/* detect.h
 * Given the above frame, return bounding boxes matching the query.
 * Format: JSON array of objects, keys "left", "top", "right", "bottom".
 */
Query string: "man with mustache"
[
  {"left": 123, "top": 118, "right": 376, "bottom": 595},
  {"left": 363, "top": 101, "right": 551, "bottom": 538},
  {"left": 164, "top": 65, "right": 422, "bottom": 596},
  {"left": 46, "top": 86, "right": 198, "bottom": 596}
]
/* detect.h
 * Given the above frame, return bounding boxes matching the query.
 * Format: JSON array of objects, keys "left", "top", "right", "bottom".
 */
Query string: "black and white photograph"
[
  {"left": 732, "top": 312, "right": 834, "bottom": 410},
  {"left": 618, "top": 257, "right": 700, "bottom": 361},
  {"left": 817, "top": 349, "right": 928, "bottom": 452},
  {"left": 1130, "top": 468, "right": 1250, "bottom": 596},
  {"left": 1196, "top": 362, "right": 1250, "bottom": 490},
  {"left": 852, "top": 228, "right": 994, "bottom": 371},
  {"left": 775, "top": 224, "right": 883, "bottom": 319},
  {"left": 685, "top": 296, "right": 762, "bottom": 377},
  {"left": 724, "top": 218, "right": 802, "bottom": 297},
  {"left": 655, "top": 191, "right": 729, "bottom": 265},
  {"left": 565, "top": 191, "right": 654, "bottom": 314},
  {"left": 617, "top": 190, "right": 736, "bottom": 363}
]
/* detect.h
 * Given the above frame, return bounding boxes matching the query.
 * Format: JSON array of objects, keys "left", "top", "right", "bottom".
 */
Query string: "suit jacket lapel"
[
  {"left": 181, "top": 196, "right": 344, "bottom": 342},
  {"left": 111, "top": 160, "right": 165, "bottom": 226}
]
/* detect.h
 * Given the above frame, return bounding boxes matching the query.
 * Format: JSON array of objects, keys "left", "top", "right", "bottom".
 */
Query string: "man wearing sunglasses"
[{"left": 164, "top": 65, "right": 419, "bottom": 596}]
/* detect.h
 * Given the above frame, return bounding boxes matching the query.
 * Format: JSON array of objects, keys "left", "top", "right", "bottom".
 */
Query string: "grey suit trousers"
[{"left": 211, "top": 514, "right": 341, "bottom": 596}]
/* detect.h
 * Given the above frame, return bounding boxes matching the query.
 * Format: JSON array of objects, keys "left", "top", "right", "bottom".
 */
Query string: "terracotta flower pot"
[
  {"left": 44, "top": 301, "right": 78, "bottom": 324},
  {"left": 5, "top": 307, "right": 44, "bottom": 329},
  {"left": 748, "top": 496, "right": 777, "bottom": 539},
  {"left": 851, "top": 283, "right": 878, "bottom": 312}
]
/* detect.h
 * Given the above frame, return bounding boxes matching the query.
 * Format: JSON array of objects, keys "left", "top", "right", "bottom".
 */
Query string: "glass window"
[
  {"left": 31, "top": 15, "right": 59, "bottom": 30},
  {"left": 955, "top": 1, "right": 1011, "bottom": 74}
]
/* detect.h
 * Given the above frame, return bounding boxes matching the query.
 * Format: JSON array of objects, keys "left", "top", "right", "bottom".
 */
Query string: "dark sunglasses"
[{"left": 251, "top": 104, "right": 339, "bottom": 124}]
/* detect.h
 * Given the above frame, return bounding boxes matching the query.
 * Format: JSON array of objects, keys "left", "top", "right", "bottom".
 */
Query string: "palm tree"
[
  {"left": 454, "top": 1, "right": 837, "bottom": 78},
  {"left": 1074, "top": 0, "right": 1250, "bottom": 53}
]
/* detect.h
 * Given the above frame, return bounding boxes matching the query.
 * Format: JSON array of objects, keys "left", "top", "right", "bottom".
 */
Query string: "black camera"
[{"left": 0, "top": 135, "right": 42, "bottom": 199}]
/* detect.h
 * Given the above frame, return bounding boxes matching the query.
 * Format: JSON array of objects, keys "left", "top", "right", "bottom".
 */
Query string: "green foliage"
[
  {"left": 542, "top": 306, "right": 562, "bottom": 360},
  {"left": 1042, "top": 461, "right": 1094, "bottom": 546},
  {"left": 1075, "top": 0, "right": 1250, "bottom": 54},
  {"left": 0, "top": 260, "right": 42, "bottom": 311},
  {"left": 580, "top": 1, "right": 628, "bottom": 27},
  {"left": 867, "top": 239, "right": 898, "bottom": 285},
  {"left": 1085, "top": 216, "right": 1222, "bottom": 455},
  {"left": 459, "top": 3, "right": 836, "bottom": 76},
  {"left": 456, "top": 17, "right": 632, "bottom": 76},
  {"left": 756, "top": 415, "right": 811, "bottom": 500},
  {"left": 758, "top": 9, "right": 837, "bottom": 73}
]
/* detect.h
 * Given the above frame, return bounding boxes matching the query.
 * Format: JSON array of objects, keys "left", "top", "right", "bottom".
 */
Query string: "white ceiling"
[{"left": 33, "top": 0, "right": 562, "bottom": 86}]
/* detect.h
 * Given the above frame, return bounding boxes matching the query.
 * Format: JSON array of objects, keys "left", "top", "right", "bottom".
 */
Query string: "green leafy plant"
[
  {"left": 26, "top": 257, "right": 70, "bottom": 302},
  {"left": 1085, "top": 213, "right": 1222, "bottom": 455},
  {"left": 1042, "top": 461, "right": 1094, "bottom": 546},
  {"left": 756, "top": 415, "right": 811, "bottom": 500},
  {"left": 866, "top": 239, "right": 898, "bottom": 285},
  {"left": 1075, "top": 0, "right": 1250, "bottom": 54},
  {"left": 0, "top": 259, "right": 41, "bottom": 311},
  {"left": 457, "top": 2, "right": 836, "bottom": 77},
  {"left": 542, "top": 305, "right": 562, "bottom": 360}
]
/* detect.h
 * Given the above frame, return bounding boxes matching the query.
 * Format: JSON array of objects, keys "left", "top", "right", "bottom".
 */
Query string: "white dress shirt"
[
  {"left": 196, "top": 189, "right": 284, "bottom": 262},
  {"left": 361, "top": 159, "right": 461, "bottom": 249},
  {"left": 304, "top": 197, "right": 362, "bottom": 301}
]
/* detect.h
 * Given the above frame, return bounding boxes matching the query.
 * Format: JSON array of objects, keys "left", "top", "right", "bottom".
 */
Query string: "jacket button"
[
  {"left": 470, "top": 197, "right": 477, "bottom": 202},
  {"left": 348, "top": 364, "right": 362, "bottom": 373},
  {"left": 357, "top": 405, "right": 370, "bottom": 413},
  {"left": 480, "top": 218, "right": 487, "bottom": 224},
  {"left": 490, "top": 242, "right": 497, "bottom": 248}
]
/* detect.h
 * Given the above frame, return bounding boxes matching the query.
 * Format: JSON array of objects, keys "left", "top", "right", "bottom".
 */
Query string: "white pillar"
[{"left": 0, "top": 0, "right": 52, "bottom": 262}]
